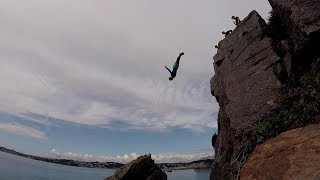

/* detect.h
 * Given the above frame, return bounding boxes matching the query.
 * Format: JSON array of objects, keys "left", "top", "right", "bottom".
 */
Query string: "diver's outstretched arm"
[{"left": 164, "top": 66, "right": 172, "bottom": 74}]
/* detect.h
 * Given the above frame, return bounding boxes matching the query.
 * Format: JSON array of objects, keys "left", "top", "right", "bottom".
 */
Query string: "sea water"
[{"left": 0, "top": 152, "right": 210, "bottom": 180}]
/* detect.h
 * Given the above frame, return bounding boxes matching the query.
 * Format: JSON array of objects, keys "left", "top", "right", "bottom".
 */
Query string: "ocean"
[{"left": 0, "top": 152, "right": 210, "bottom": 180}]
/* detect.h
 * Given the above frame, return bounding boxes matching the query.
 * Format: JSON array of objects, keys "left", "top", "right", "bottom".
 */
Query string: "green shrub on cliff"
[
  {"left": 255, "top": 71, "right": 320, "bottom": 143},
  {"left": 224, "top": 71, "right": 320, "bottom": 179}
]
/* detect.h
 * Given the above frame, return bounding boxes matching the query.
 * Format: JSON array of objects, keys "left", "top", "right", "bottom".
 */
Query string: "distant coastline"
[
  {"left": 0, "top": 146, "right": 122, "bottom": 169},
  {"left": 0, "top": 146, "right": 213, "bottom": 170}
]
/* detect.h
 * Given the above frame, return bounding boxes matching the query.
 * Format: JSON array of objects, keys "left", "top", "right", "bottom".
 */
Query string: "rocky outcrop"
[
  {"left": 268, "top": 0, "right": 320, "bottom": 54},
  {"left": 105, "top": 155, "right": 167, "bottom": 180},
  {"left": 210, "top": 10, "right": 282, "bottom": 180},
  {"left": 241, "top": 124, "right": 320, "bottom": 180},
  {"left": 210, "top": 0, "right": 320, "bottom": 179}
]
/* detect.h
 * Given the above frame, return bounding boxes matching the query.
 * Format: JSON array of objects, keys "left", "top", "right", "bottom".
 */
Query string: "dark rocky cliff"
[
  {"left": 210, "top": 10, "right": 283, "bottom": 180},
  {"left": 210, "top": 0, "right": 320, "bottom": 179},
  {"left": 106, "top": 155, "right": 167, "bottom": 180}
]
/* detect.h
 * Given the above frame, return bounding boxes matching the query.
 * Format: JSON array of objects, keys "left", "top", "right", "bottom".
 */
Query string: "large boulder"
[
  {"left": 210, "top": 10, "right": 282, "bottom": 180},
  {"left": 105, "top": 155, "right": 167, "bottom": 180},
  {"left": 268, "top": 0, "right": 320, "bottom": 54},
  {"left": 241, "top": 124, "right": 320, "bottom": 180}
]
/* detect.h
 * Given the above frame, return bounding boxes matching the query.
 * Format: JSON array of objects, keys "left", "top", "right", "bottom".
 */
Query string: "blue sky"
[
  {"left": 0, "top": 0, "right": 271, "bottom": 163},
  {"left": 0, "top": 112, "right": 215, "bottom": 163}
]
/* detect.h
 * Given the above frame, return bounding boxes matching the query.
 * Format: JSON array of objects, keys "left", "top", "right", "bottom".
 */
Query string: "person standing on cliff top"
[
  {"left": 164, "top": 52, "right": 184, "bottom": 81},
  {"left": 232, "top": 16, "right": 241, "bottom": 26}
]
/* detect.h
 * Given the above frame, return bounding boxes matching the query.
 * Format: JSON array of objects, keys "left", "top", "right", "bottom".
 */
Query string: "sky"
[{"left": 0, "top": 0, "right": 271, "bottom": 163}]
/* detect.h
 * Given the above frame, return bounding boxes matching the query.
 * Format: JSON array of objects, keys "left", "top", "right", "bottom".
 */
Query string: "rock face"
[
  {"left": 210, "top": 1, "right": 320, "bottom": 179},
  {"left": 105, "top": 155, "right": 167, "bottom": 180},
  {"left": 268, "top": 0, "right": 320, "bottom": 54},
  {"left": 210, "top": 11, "right": 282, "bottom": 179},
  {"left": 241, "top": 124, "right": 320, "bottom": 180}
]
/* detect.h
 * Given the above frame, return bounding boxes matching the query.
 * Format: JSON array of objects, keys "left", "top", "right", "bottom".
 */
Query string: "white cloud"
[
  {"left": 50, "top": 149, "right": 60, "bottom": 156},
  {"left": 48, "top": 149, "right": 214, "bottom": 163},
  {"left": 0, "top": 123, "right": 46, "bottom": 140},
  {"left": 0, "top": 59, "right": 219, "bottom": 131},
  {"left": 0, "top": 0, "right": 270, "bottom": 132}
]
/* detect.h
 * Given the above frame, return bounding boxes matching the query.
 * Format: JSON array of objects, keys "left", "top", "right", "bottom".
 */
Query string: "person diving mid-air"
[{"left": 165, "top": 52, "right": 184, "bottom": 81}]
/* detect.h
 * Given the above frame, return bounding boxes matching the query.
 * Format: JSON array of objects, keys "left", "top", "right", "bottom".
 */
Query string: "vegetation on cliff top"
[
  {"left": 255, "top": 70, "right": 320, "bottom": 143},
  {"left": 222, "top": 70, "right": 320, "bottom": 180}
]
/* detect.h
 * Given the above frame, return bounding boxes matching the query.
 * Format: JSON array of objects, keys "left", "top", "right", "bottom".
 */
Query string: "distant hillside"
[
  {"left": 0, "top": 146, "right": 123, "bottom": 169},
  {"left": 0, "top": 146, "right": 213, "bottom": 170}
]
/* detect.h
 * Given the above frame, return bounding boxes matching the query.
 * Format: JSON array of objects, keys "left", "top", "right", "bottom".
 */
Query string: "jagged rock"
[
  {"left": 210, "top": 11, "right": 282, "bottom": 180},
  {"left": 105, "top": 155, "right": 167, "bottom": 180},
  {"left": 241, "top": 124, "right": 320, "bottom": 180},
  {"left": 268, "top": 0, "right": 320, "bottom": 53}
]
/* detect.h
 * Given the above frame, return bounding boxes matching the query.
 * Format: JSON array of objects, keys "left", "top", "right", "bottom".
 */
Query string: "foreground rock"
[
  {"left": 106, "top": 155, "right": 167, "bottom": 180},
  {"left": 241, "top": 124, "right": 320, "bottom": 180}
]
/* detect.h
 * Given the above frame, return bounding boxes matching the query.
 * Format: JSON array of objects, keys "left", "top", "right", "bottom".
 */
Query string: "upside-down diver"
[{"left": 164, "top": 52, "right": 184, "bottom": 81}]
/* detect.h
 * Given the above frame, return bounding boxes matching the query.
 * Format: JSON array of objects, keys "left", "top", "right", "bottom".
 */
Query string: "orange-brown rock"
[{"left": 241, "top": 124, "right": 320, "bottom": 180}]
